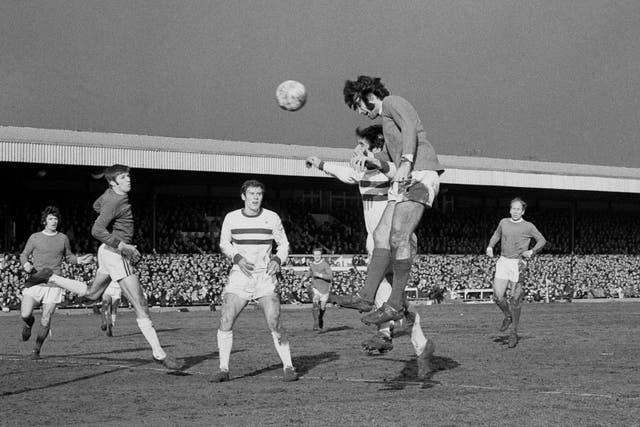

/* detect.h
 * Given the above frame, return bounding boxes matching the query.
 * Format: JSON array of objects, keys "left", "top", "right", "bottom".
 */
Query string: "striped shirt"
[
  {"left": 322, "top": 163, "right": 390, "bottom": 236},
  {"left": 219, "top": 208, "right": 289, "bottom": 273}
]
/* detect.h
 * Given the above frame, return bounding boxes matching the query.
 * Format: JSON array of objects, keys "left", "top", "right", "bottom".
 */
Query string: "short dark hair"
[
  {"left": 41, "top": 206, "right": 61, "bottom": 226},
  {"left": 104, "top": 164, "right": 130, "bottom": 184},
  {"left": 241, "top": 180, "right": 265, "bottom": 195},
  {"left": 511, "top": 197, "right": 527, "bottom": 211},
  {"left": 355, "top": 125, "right": 385, "bottom": 151},
  {"left": 312, "top": 247, "right": 323, "bottom": 253},
  {"left": 343, "top": 75, "right": 390, "bottom": 110}
]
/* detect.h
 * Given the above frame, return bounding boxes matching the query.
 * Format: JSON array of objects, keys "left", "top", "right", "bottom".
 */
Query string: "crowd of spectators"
[{"left": 2, "top": 253, "right": 638, "bottom": 310}]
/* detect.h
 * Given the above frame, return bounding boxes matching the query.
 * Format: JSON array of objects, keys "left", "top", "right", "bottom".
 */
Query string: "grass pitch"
[{"left": 1, "top": 301, "right": 638, "bottom": 426}]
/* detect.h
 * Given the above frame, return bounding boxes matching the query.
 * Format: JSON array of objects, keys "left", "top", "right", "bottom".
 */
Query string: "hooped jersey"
[{"left": 219, "top": 208, "right": 289, "bottom": 273}]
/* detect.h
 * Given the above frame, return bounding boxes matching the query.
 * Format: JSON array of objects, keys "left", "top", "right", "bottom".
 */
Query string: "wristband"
[
  {"left": 318, "top": 161, "right": 325, "bottom": 171},
  {"left": 232, "top": 254, "right": 243, "bottom": 264}
]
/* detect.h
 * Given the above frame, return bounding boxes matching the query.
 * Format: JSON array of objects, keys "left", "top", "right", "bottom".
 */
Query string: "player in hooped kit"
[
  {"left": 307, "top": 125, "right": 434, "bottom": 377},
  {"left": 486, "top": 198, "right": 546, "bottom": 348},
  {"left": 337, "top": 76, "right": 445, "bottom": 328},
  {"left": 19, "top": 206, "right": 93, "bottom": 359},
  {"left": 303, "top": 248, "right": 332, "bottom": 331},
  {"left": 212, "top": 180, "right": 298, "bottom": 382}
]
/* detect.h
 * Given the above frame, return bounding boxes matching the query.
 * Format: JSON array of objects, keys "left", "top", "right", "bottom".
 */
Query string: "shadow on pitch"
[
  {"left": 317, "top": 325, "right": 353, "bottom": 334},
  {"left": 180, "top": 349, "right": 245, "bottom": 370},
  {"left": 377, "top": 355, "right": 460, "bottom": 391},
  {"left": 103, "top": 327, "right": 184, "bottom": 338},
  {"left": 238, "top": 351, "right": 339, "bottom": 379},
  {"left": 492, "top": 334, "right": 531, "bottom": 346}
]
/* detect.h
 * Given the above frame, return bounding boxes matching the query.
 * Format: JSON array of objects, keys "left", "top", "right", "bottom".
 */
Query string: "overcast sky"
[{"left": 1, "top": 0, "right": 638, "bottom": 167}]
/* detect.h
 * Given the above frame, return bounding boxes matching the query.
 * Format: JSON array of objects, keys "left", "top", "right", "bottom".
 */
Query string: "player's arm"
[
  {"left": 385, "top": 97, "right": 418, "bottom": 181},
  {"left": 91, "top": 199, "right": 139, "bottom": 260},
  {"left": 486, "top": 221, "right": 503, "bottom": 257},
  {"left": 523, "top": 224, "right": 547, "bottom": 258},
  {"left": 306, "top": 156, "right": 358, "bottom": 185},
  {"left": 219, "top": 214, "right": 252, "bottom": 277},
  {"left": 267, "top": 215, "right": 289, "bottom": 276},
  {"left": 62, "top": 235, "right": 79, "bottom": 265},
  {"left": 359, "top": 155, "right": 397, "bottom": 180},
  {"left": 323, "top": 262, "right": 333, "bottom": 281},
  {"left": 19, "top": 235, "right": 35, "bottom": 272}
]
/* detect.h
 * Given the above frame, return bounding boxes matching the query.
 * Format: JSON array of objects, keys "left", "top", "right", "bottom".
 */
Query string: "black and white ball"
[{"left": 276, "top": 80, "right": 307, "bottom": 111}]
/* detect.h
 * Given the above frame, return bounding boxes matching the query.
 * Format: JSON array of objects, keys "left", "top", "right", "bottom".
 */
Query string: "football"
[{"left": 276, "top": 80, "right": 307, "bottom": 111}]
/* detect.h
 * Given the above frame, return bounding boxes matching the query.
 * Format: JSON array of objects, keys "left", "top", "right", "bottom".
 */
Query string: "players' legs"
[
  {"left": 508, "top": 276, "right": 525, "bottom": 348},
  {"left": 493, "top": 277, "right": 512, "bottom": 328},
  {"left": 317, "top": 292, "right": 328, "bottom": 330},
  {"left": 258, "top": 294, "right": 295, "bottom": 374},
  {"left": 386, "top": 200, "right": 424, "bottom": 310},
  {"left": 48, "top": 274, "right": 88, "bottom": 297},
  {"left": 311, "top": 292, "right": 321, "bottom": 331},
  {"left": 111, "top": 297, "right": 120, "bottom": 327},
  {"left": 119, "top": 274, "right": 168, "bottom": 361},
  {"left": 100, "top": 294, "right": 112, "bottom": 331},
  {"left": 20, "top": 295, "right": 38, "bottom": 341},
  {"left": 84, "top": 272, "right": 112, "bottom": 301},
  {"left": 216, "top": 292, "right": 248, "bottom": 374},
  {"left": 33, "top": 302, "right": 57, "bottom": 358},
  {"left": 374, "top": 278, "right": 393, "bottom": 337}
]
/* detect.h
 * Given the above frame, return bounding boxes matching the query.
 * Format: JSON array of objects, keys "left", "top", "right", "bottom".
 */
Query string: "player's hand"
[
  {"left": 392, "top": 161, "right": 411, "bottom": 182},
  {"left": 305, "top": 156, "right": 321, "bottom": 169},
  {"left": 486, "top": 247, "right": 494, "bottom": 257},
  {"left": 237, "top": 257, "right": 255, "bottom": 277},
  {"left": 266, "top": 260, "right": 281, "bottom": 276},
  {"left": 350, "top": 155, "right": 368, "bottom": 172},
  {"left": 522, "top": 250, "right": 533, "bottom": 259},
  {"left": 77, "top": 254, "right": 94, "bottom": 264},
  {"left": 118, "top": 242, "right": 141, "bottom": 262},
  {"left": 23, "top": 262, "right": 33, "bottom": 273}
]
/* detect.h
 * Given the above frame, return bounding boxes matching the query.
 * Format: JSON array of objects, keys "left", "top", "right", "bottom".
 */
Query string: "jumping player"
[
  {"left": 19, "top": 206, "right": 93, "bottom": 359},
  {"left": 212, "top": 180, "right": 297, "bottom": 383},
  {"left": 338, "top": 75, "right": 445, "bottom": 328},
  {"left": 306, "top": 125, "right": 434, "bottom": 378},
  {"left": 100, "top": 281, "right": 121, "bottom": 337},
  {"left": 486, "top": 197, "right": 546, "bottom": 348},
  {"left": 80, "top": 164, "right": 182, "bottom": 369},
  {"left": 302, "top": 247, "right": 332, "bottom": 331}
]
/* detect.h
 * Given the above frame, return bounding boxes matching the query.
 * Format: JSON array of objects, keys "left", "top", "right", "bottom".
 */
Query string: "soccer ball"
[{"left": 276, "top": 80, "right": 307, "bottom": 111}]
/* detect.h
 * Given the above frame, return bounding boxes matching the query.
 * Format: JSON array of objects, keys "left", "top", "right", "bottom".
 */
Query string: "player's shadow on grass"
[
  {"left": 378, "top": 355, "right": 460, "bottom": 391},
  {"left": 108, "top": 327, "right": 183, "bottom": 338},
  {"left": 180, "top": 349, "right": 245, "bottom": 370},
  {"left": 318, "top": 326, "right": 353, "bottom": 334},
  {"left": 492, "top": 334, "right": 531, "bottom": 346},
  {"left": 238, "top": 351, "right": 339, "bottom": 379}
]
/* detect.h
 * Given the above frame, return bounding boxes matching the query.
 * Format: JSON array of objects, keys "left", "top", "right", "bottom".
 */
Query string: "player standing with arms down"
[
  {"left": 19, "top": 206, "right": 93, "bottom": 359},
  {"left": 307, "top": 125, "right": 434, "bottom": 378},
  {"left": 303, "top": 247, "right": 332, "bottom": 331},
  {"left": 337, "top": 76, "right": 445, "bottom": 327},
  {"left": 82, "top": 164, "right": 182, "bottom": 369},
  {"left": 486, "top": 198, "right": 546, "bottom": 348},
  {"left": 212, "top": 180, "right": 298, "bottom": 383}
]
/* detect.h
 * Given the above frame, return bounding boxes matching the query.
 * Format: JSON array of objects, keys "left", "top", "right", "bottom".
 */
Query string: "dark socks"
[
  {"left": 359, "top": 249, "right": 392, "bottom": 302},
  {"left": 387, "top": 258, "right": 413, "bottom": 309}
]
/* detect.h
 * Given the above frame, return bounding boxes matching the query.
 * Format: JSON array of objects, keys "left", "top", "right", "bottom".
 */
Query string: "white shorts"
[
  {"left": 223, "top": 269, "right": 277, "bottom": 301},
  {"left": 388, "top": 170, "right": 440, "bottom": 207},
  {"left": 103, "top": 282, "right": 122, "bottom": 301},
  {"left": 495, "top": 256, "right": 525, "bottom": 283},
  {"left": 97, "top": 244, "right": 135, "bottom": 281},
  {"left": 311, "top": 288, "right": 329, "bottom": 305},
  {"left": 23, "top": 283, "right": 63, "bottom": 305}
]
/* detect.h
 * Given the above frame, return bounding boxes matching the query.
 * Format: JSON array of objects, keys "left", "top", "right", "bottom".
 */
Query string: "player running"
[
  {"left": 19, "top": 206, "right": 93, "bottom": 359},
  {"left": 212, "top": 180, "right": 298, "bottom": 383},
  {"left": 307, "top": 125, "right": 434, "bottom": 377},
  {"left": 302, "top": 247, "right": 332, "bottom": 331},
  {"left": 100, "top": 281, "right": 121, "bottom": 337},
  {"left": 338, "top": 75, "right": 445, "bottom": 329},
  {"left": 486, "top": 197, "right": 546, "bottom": 348}
]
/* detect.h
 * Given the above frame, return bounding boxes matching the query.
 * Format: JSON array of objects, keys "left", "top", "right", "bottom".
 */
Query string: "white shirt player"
[
  {"left": 321, "top": 163, "right": 391, "bottom": 254},
  {"left": 219, "top": 208, "right": 289, "bottom": 274}
]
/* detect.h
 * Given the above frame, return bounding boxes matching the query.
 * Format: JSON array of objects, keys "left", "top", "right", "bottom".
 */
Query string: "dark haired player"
[
  {"left": 213, "top": 180, "right": 298, "bottom": 382},
  {"left": 486, "top": 197, "right": 546, "bottom": 348},
  {"left": 307, "top": 125, "right": 434, "bottom": 377},
  {"left": 19, "top": 206, "right": 93, "bottom": 359},
  {"left": 338, "top": 75, "right": 444, "bottom": 330},
  {"left": 303, "top": 247, "right": 332, "bottom": 331}
]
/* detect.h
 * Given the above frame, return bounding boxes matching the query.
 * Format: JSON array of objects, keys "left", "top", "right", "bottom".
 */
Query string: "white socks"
[
  {"left": 271, "top": 331, "right": 293, "bottom": 369},
  {"left": 410, "top": 312, "right": 428, "bottom": 356},
  {"left": 217, "top": 330, "right": 233, "bottom": 372},
  {"left": 136, "top": 318, "right": 166, "bottom": 360},
  {"left": 50, "top": 275, "right": 88, "bottom": 296}
]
